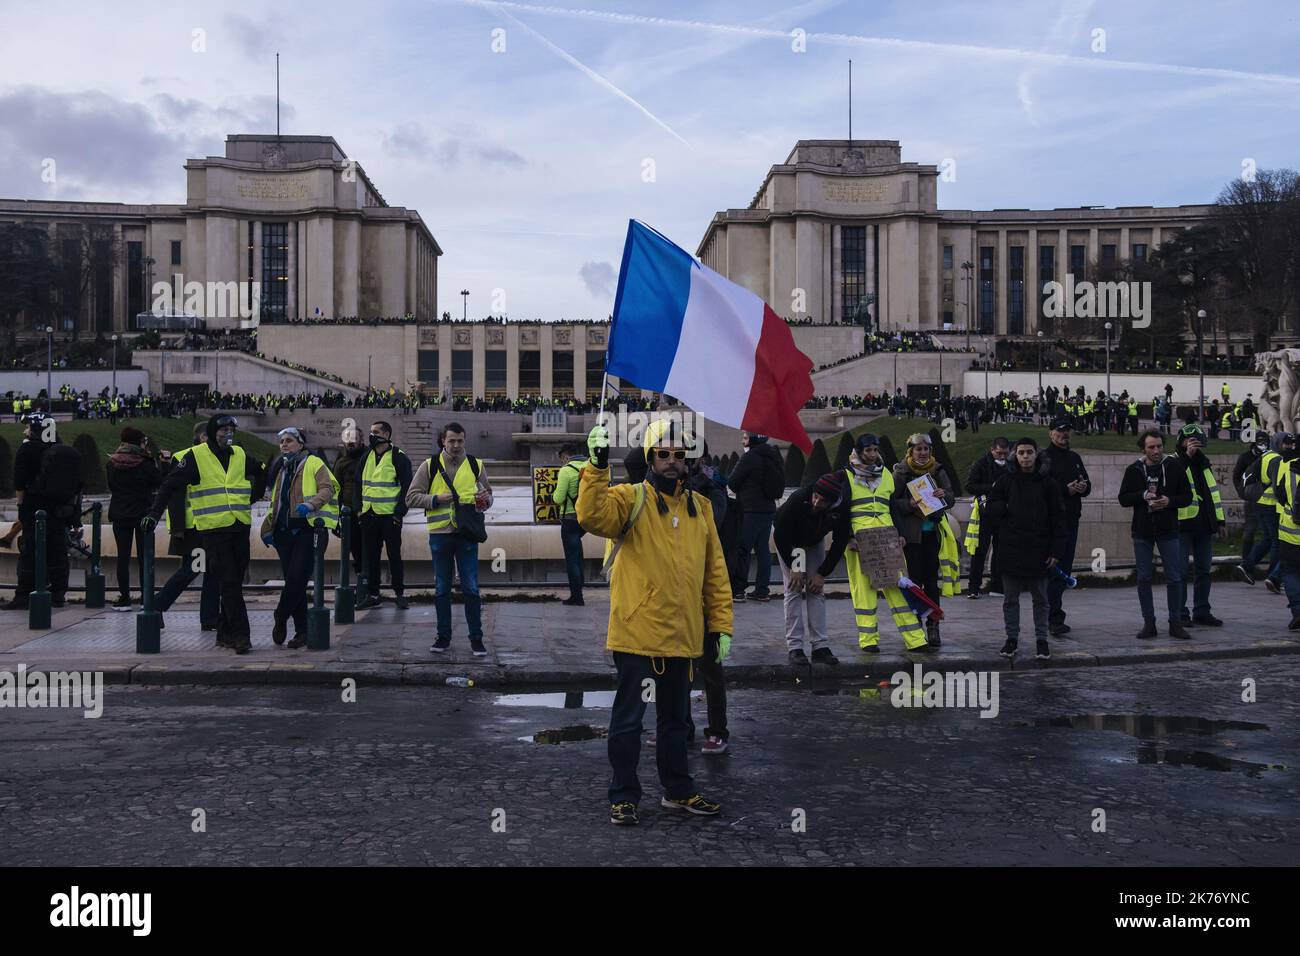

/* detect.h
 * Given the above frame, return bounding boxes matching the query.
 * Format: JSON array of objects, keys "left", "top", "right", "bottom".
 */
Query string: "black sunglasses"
[{"left": 654, "top": 449, "right": 687, "bottom": 460}]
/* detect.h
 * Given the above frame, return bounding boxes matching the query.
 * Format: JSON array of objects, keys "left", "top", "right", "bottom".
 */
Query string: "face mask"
[
  {"left": 223, "top": 434, "right": 235, "bottom": 448},
  {"left": 369, "top": 434, "right": 386, "bottom": 448}
]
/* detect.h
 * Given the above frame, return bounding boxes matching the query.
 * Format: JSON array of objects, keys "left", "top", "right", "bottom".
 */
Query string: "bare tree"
[{"left": 58, "top": 223, "right": 122, "bottom": 341}]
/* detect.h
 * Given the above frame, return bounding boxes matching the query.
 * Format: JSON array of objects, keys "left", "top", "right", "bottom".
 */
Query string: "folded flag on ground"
[{"left": 899, "top": 576, "right": 945, "bottom": 622}]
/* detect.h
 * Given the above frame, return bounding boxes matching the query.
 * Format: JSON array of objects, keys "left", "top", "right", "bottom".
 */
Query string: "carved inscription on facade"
[
  {"left": 822, "top": 180, "right": 887, "bottom": 203},
  {"left": 237, "top": 175, "right": 312, "bottom": 201}
]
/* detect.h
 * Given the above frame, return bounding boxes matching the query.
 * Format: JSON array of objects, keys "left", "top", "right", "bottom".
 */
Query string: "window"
[
  {"left": 1069, "top": 244, "right": 1086, "bottom": 280},
  {"left": 170, "top": 240, "right": 182, "bottom": 266},
  {"left": 128, "top": 241, "right": 143, "bottom": 325},
  {"left": 1039, "top": 245, "right": 1056, "bottom": 330},
  {"left": 943, "top": 245, "right": 953, "bottom": 271},
  {"left": 1008, "top": 246, "right": 1025, "bottom": 336},
  {"left": 978, "top": 246, "right": 995, "bottom": 334},
  {"left": 1101, "top": 244, "right": 1117, "bottom": 268},
  {"left": 452, "top": 349, "right": 473, "bottom": 394},
  {"left": 943, "top": 278, "right": 953, "bottom": 301},
  {"left": 261, "top": 222, "right": 288, "bottom": 321},
  {"left": 943, "top": 310, "right": 953, "bottom": 327},
  {"left": 485, "top": 350, "right": 507, "bottom": 393},
  {"left": 418, "top": 349, "right": 438, "bottom": 386},
  {"left": 519, "top": 351, "right": 540, "bottom": 392},
  {"left": 1132, "top": 243, "right": 1148, "bottom": 262},
  {"left": 586, "top": 350, "right": 605, "bottom": 395},
  {"left": 842, "top": 226, "right": 867, "bottom": 322},
  {"left": 552, "top": 350, "right": 573, "bottom": 395}
]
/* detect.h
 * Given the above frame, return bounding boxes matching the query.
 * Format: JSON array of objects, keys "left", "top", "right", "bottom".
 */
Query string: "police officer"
[
  {"left": 142, "top": 414, "right": 266, "bottom": 653},
  {"left": 354, "top": 420, "right": 412, "bottom": 610}
]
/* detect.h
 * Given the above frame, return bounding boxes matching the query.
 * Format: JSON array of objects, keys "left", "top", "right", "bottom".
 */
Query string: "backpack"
[
  {"left": 600, "top": 483, "right": 647, "bottom": 581},
  {"left": 761, "top": 455, "right": 785, "bottom": 501},
  {"left": 34, "top": 443, "right": 81, "bottom": 507},
  {"left": 560, "top": 460, "right": 587, "bottom": 534},
  {"left": 1242, "top": 457, "right": 1266, "bottom": 503}
]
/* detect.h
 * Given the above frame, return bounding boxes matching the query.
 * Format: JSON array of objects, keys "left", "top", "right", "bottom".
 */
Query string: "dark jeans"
[
  {"left": 344, "top": 511, "right": 363, "bottom": 575},
  {"left": 360, "top": 512, "right": 404, "bottom": 597},
  {"left": 560, "top": 517, "right": 585, "bottom": 599},
  {"left": 969, "top": 526, "right": 1002, "bottom": 593},
  {"left": 1002, "top": 574, "right": 1049, "bottom": 642},
  {"left": 1281, "top": 558, "right": 1300, "bottom": 615},
  {"left": 273, "top": 528, "right": 314, "bottom": 636},
  {"left": 688, "top": 632, "right": 727, "bottom": 741},
  {"left": 1133, "top": 534, "right": 1183, "bottom": 623},
  {"left": 430, "top": 533, "right": 482, "bottom": 640},
  {"left": 608, "top": 652, "right": 694, "bottom": 805},
  {"left": 154, "top": 542, "right": 220, "bottom": 626},
  {"left": 734, "top": 511, "right": 774, "bottom": 596},
  {"left": 1240, "top": 501, "right": 1259, "bottom": 563},
  {"left": 1245, "top": 507, "right": 1280, "bottom": 582},
  {"left": 14, "top": 510, "right": 69, "bottom": 602},
  {"left": 1179, "top": 530, "right": 1214, "bottom": 619},
  {"left": 205, "top": 530, "right": 251, "bottom": 643},
  {"left": 1047, "top": 520, "right": 1080, "bottom": 626},
  {"left": 904, "top": 528, "right": 941, "bottom": 609},
  {"left": 111, "top": 518, "right": 145, "bottom": 600}
]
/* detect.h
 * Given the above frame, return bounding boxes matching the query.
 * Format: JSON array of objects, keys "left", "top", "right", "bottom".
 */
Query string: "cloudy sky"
[{"left": 1, "top": 0, "right": 1297, "bottom": 320}]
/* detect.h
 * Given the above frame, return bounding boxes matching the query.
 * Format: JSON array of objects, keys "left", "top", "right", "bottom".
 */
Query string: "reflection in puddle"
[
  {"left": 521, "top": 725, "right": 608, "bottom": 744},
  {"left": 1027, "top": 714, "right": 1269, "bottom": 735},
  {"left": 496, "top": 690, "right": 701, "bottom": 708},
  {"left": 1137, "top": 744, "right": 1283, "bottom": 776}
]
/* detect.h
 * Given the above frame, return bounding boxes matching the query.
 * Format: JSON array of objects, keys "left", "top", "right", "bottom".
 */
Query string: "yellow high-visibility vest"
[
  {"left": 360, "top": 447, "right": 402, "bottom": 515},
  {"left": 1178, "top": 462, "right": 1224, "bottom": 524},
  {"left": 845, "top": 468, "right": 895, "bottom": 532},
  {"left": 165, "top": 445, "right": 197, "bottom": 533},
  {"left": 268, "top": 454, "right": 339, "bottom": 529},
  {"left": 424, "top": 453, "right": 480, "bottom": 532},
  {"left": 190, "top": 443, "right": 252, "bottom": 531},
  {"left": 1279, "top": 461, "right": 1300, "bottom": 546}
]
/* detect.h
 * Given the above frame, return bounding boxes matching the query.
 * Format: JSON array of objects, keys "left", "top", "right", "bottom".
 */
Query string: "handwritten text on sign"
[{"left": 533, "top": 466, "right": 561, "bottom": 524}]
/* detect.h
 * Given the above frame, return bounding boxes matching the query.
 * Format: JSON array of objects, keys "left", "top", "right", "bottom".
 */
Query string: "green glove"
[
  {"left": 715, "top": 633, "right": 731, "bottom": 664},
  {"left": 587, "top": 424, "right": 610, "bottom": 469}
]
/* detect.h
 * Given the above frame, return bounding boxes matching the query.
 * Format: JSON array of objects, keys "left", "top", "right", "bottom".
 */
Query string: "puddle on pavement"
[
  {"left": 1136, "top": 744, "right": 1283, "bottom": 776},
  {"left": 496, "top": 690, "right": 702, "bottom": 709},
  {"left": 520, "top": 725, "right": 607, "bottom": 744}
]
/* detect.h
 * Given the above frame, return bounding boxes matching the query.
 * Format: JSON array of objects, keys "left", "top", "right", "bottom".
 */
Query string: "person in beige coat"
[{"left": 891, "top": 432, "right": 954, "bottom": 646}]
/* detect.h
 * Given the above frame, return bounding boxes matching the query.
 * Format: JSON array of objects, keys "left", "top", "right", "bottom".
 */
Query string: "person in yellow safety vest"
[
  {"left": 1127, "top": 398, "right": 1139, "bottom": 436},
  {"left": 22, "top": 397, "right": 32, "bottom": 413},
  {"left": 354, "top": 420, "right": 413, "bottom": 610},
  {"left": 1174, "top": 424, "right": 1225, "bottom": 628},
  {"left": 258, "top": 426, "right": 339, "bottom": 648},
  {"left": 1270, "top": 448, "right": 1300, "bottom": 628},
  {"left": 11, "top": 398, "right": 20, "bottom": 421},
  {"left": 842, "top": 433, "right": 930, "bottom": 653},
  {"left": 141, "top": 414, "right": 267, "bottom": 653},
  {"left": 1176, "top": 358, "right": 1184, "bottom": 371},
  {"left": 154, "top": 422, "right": 220, "bottom": 630},
  {"left": 551, "top": 442, "right": 588, "bottom": 606},
  {"left": 891, "top": 432, "right": 957, "bottom": 647},
  {"left": 1221, "top": 382, "right": 1230, "bottom": 403},
  {"left": 1242, "top": 432, "right": 1294, "bottom": 591},
  {"left": 405, "top": 422, "right": 494, "bottom": 652},
  {"left": 1222, "top": 408, "right": 1236, "bottom": 442},
  {"left": 577, "top": 417, "right": 732, "bottom": 825}
]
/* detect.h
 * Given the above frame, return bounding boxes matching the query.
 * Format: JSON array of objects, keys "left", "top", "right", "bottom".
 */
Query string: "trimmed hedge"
[
  {"left": 0, "top": 437, "right": 12, "bottom": 496},
  {"left": 783, "top": 444, "right": 806, "bottom": 487},
  {"left": 801, "top": 439, "right": 831, "bottom": 487},
  {"left": 73, "top": 434, "right": 106, "bottom": 494}
]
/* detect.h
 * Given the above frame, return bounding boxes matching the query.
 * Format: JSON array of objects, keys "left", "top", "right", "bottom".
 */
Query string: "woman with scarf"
[
  {"left": 891, "top": 432, "right": 954, "bottom": 647},
  {"left": 259, "top": 427, "right": 340, "bottom": 648},
  {"left": 105, "top": 426, "right": 163, "bottom": 610}
]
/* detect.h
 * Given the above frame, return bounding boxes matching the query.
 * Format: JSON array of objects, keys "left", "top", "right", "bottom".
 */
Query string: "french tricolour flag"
[{"left": 607, "top": 220, "right": 814, "bottom": 452}]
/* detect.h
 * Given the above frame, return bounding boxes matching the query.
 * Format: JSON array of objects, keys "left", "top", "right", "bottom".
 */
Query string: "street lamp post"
[
  {"left": 1104, "top": 321, "right": 1112, "bottom": 398},
  {"left": 111, "top": 333, "right": 119, "bottom": 396},
  {"left": 1036, "top": 330, "right": 1045, "bottom": 423},
  {"left": 368, "top": 354, "right": 373, "bottom": 391},
  {"left": 1197, "top": 309, "right": 1207, "bottom": 425},
  {"left": 142, "top": 257, "right": 155, "bottom": 330},
  {"left": 460, "top": 289, "right": 470, "bottom": 322},
  {"left": 45, "top": 326, "right": 54, "bottom": 413},
  {"left": 961, "top": 260, "right": 974, "bottom": 351},
  {"left": 982, "top": 336, "right": 990, "bottom": 405}
]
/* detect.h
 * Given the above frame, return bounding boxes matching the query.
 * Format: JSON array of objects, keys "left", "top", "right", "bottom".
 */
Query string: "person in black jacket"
[
  {"left": 105, "top": 426, "right": 162, "bottom": 610},
  {"left": 1232, "top": 433, "right": 1269, "bottom": 569},
  {"left": 985, "top": 437, "right": 1067, "bottom": 660},
  {"left": 353, "top": 421, "right": 413, "bottom": 610},
  {"left": 1118, "top": 429, "right": 1193, "bottom": 640},
  {"left": 964, "top": 437, "right": 1011, "bottom": 597},
  {"left": 773, "top": 472, "right": 851, "bottom": 665},
  {"left": 687, "top": 448, "right": 732, "bottom": 754},
  {"left": 1175, "top": 424, "right": 1226, "bottom": 627},
  {"left": 1037, "top": 417, "right": 1091, "bottom": 635},
  {"left": 152, "top": 421, "right": 220, "bottom": 631},
  {"left": 726, "top": 432, "right": 783, "bottom": 601},
  {"left": 141, "top": 414, "right": 267, "bottom": 654},
  {"left": 1, "top": 414, "right": 76, "bottom": 611}
]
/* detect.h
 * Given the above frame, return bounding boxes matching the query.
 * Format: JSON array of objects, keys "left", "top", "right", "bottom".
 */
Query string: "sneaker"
[
  {"left": 1048, "top": 623, "right": 1071, "bottom": 636},
  {"left": 1265, "top": 578, "right": 1281, "bottom": 595},
  {"left": 215, "top": 632, "right": 235, "bottom": 648},
  {"left": 430, "top": 635, "right": 451, "bottom": 654},
  {"left": 661, "top": 793, "right": 721, "bottom": 816},
  {"left": 610, "top": 802, "right": 639, "bottom": 826},
  {"left": 731, "top": 593, "right": 747, "bottom": 602},
  {"left": 748, "top": 591, "right": 771, "bottom": 603},
  {"left": 1192, "top": 614, "right": 1223, "bottom": 627},
  {"left": 286, "top": 634, "right": 307, "bottom": 649},
  {"left": 1035, "top": 640, "right": 1051, "bottom": 660},
  {"left": 987, "top": 588, "right": 1004, "bottom": 597},
  {"left": 470, "top": 638, "right": 488, "bottom": 657},
  {"left": 908, "top": 642, "right": 935, "bottom": 654},
  {"left": 999, "top": 639, "right": 1018, "bottom": 658},
  {"left": 926, "top": 621, "right": 941, "bottom": 647},
  {"left": 967, "top": 591, "right": 981, "bottom": 600},
  {"left": 111, "top": 596, "right": 133, "bottom": 612},
  {"left": 1289, "top": 615, "right": 1300, "bottom": 631},
  {"left": 200, "top": 622, "right": 217, "bottom": 632},
  {"left": 0, "top": 600, "right": 29, "bottom": 612},
  {"left": 233, "top": 641, "right": 252, "bottom": 655},
  {"left": 1235, "top": 564, "right": 1256, "bottom": 585},
  {"left": 810, "top": 647, "right": 839, "bottom": 665},
  {"left": 788, "top": 648, "right": 809, "bottom": 666},
  {"left": 394, "top": 596, "right": 410, "bottom": 610},
  {"left": 272, "top": 618, "right": 287, "bottom": 646},
  {"left": 1168, "top": 621, "right": 1192, "bottom": 640},
  {"left": 1136, "top": 621, "right": 1157, "bottom": 640},
  {"left": 860, "top": 644, "right": 880, "bottom": 653},
  {"left": 700, "top": 736, "right": 728, "bottom": 755},
  {"left": 561, "top": 596, "right": 585, "bottom": 606}
]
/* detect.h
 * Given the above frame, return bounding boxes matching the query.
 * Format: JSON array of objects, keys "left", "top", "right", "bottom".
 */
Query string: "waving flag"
[{"left": 607, "top": 220, "right": 814, "bottom": 452}]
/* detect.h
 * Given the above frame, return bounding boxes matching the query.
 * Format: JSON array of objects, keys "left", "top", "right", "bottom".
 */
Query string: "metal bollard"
[
  {"left": 307, "top": 518, "right": 331, "bottom": 650},
  {"left": 28, "top": 510, "right": 51, "bottom": 629},
  {"left": 135, "top": 525, "right": 161, "bottom": 653},
  {"left": 334, "top": 505, "right": 355, "bottom": 624},
  {"left": 85, "top": 501, "right": 105, "bottom": 609}
]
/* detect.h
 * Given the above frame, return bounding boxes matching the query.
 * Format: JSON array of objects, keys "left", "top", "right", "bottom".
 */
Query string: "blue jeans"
[
  {"left": 429, "top": 533, "right": 482, "bottom": 640},
  {"left": 1047, "top": 520, "right": 1079, "bottom": 625},
  {"left": 560, "top": 517, "right": 585, "bottom": 599},
  {"left": 736, "top": 511, "right": 775, "bottom": 596},
  {"left": 1133, "top": 534, "right": 1183, "bottom": 624},
  {"left": 1282, "top": 559, "right": 1300, "bottom": 615},
  {"left": 1178, "top": 530, "right": 1214, "bottom": 619},
  {"left": 608, "top": 652, "right": 693, "bottom": 805},
  {"left": 1246, "top": 507, "right": 1280, "bottom": 582}
]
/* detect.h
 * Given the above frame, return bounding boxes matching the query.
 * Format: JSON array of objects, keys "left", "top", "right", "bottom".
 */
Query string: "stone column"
[
  {"left": 1025, "top": 227, "right": 1038, "bottom": 332},
  {"left": 540, "top": 324, "right": 554, "bottom": 400},
  {"left": 573, "top": 326, "right": 588, "bottom": 401},
  {"left": 472, "top": 323, "right": 486, "bottom": 399},
  {"left": 996, "top": 229, "right": 1008, "bottom": 335},
  {"left": 506, "top": 324, "right": 520, "bottom": 400},
  {"left": 1088, "top": 226, "right": 1099, "bottom": 277}
]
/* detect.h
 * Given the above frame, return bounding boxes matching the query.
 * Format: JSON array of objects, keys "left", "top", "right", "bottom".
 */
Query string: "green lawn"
[{"left": 829, "top": 413, "right": 1245, "bottom": 493}]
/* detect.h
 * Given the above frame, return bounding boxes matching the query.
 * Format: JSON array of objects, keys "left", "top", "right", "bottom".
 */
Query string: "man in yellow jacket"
[{"left": 578, "top": 418, "right": 732, "bottom": 826}]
